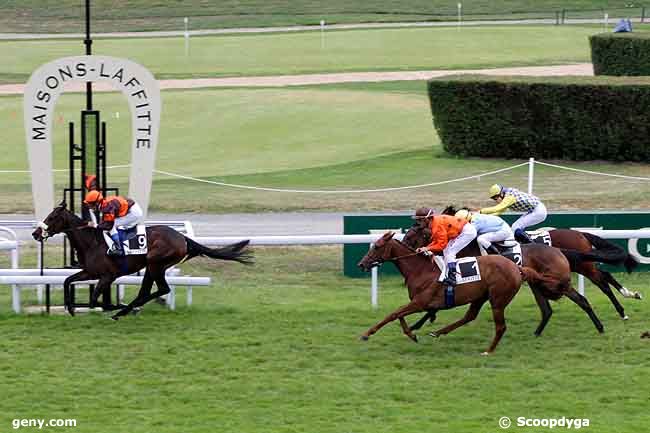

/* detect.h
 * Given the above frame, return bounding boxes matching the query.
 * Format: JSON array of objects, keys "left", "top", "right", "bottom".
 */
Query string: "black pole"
[
  {"left": 84, "top": 0, "right": 93, "bottom": 110},
  {"left": 101, "top": 122, "right": 107, "bottom": 195}
]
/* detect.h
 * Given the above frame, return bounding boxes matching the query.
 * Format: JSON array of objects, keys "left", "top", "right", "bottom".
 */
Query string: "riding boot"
[
  {"left": 486, "top": 244, "right": 500, "bottom": 255},
  {"left": 443, "top": 262, "right": 457, "bottom": 287},
  {"left": 108, "top": 233, "right": 124, "bottom": 256},
  {"left": 514, "top": 228, "right": 534, "bottom": 244}
]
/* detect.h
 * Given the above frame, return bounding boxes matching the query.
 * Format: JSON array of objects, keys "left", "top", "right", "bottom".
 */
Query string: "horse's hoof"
[
  {"left": 622, "top": 315, "right": 630, "bottom": 321},
  {"left": 408, "top": 334, "right": 418, "bottom": 343},
  {"left": 480, "top": 351, "right": 490, "bottom": 356},
  {"left": 359, "top": 335, "right": 369, "bottom": 341},
  {"left": 598, "top": 327, "right": 605, "bottom": 334},
  {"left": 635, "top": 293, "right": 643, "bottom": 300},
  {"left": 428, "top": 331, "right": 440, "bottom": 338},
  {"left": 534, "top": 332, "right": 542, "bottom": 337},
  {"left": 130, "top": 308, "right": 141, "bottom": 316}
]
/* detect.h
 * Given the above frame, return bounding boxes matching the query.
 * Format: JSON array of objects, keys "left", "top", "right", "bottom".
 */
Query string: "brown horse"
[
  {"left": 32, "top": 202, "right": 253, "bottom": 319},
  {"left": 402, "top": 222, "right": 607, "bottom": 336},
  {"left": 357, "top": 232, "right": 565, "bottom": 354},
  {"left": 441, "top": 206, "right": 642, "bottom": 320}
]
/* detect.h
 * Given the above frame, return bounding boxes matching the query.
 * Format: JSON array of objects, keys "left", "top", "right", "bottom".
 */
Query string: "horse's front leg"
[
  {"left": 63, "top": 270, "right": 92, "bottom": 316},
  {"left": 398, "top": 317, "right": 418, "bottom": 343},
  {"left": 360, "top": 298, "right": 427, "bottom": 341}
]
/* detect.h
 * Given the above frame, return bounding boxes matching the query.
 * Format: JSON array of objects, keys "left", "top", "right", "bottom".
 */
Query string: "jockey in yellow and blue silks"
[
  {"left": 480, "top": 184, "right": 547, "bottom": 244},
  {"left": 455, "top": 209, "right": 514, "bottom": 254}
]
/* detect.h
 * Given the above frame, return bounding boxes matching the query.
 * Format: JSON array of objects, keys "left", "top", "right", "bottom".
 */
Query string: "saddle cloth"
[
  {"left": 527, "top": 230, "right": 552, "bottom": 246},
  {"left": 434, "top": 256, "right": 482, "bottom": 284},
  {"left": 102, "top": 224, "right": 148, "bottom": 255},
  {"left": 478, "top": 240, "right": 523, "bottom": 266}
]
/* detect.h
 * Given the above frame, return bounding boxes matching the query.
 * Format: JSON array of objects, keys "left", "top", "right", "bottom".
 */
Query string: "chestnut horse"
[
  {"left": 357, "top": 232, "right": 565, "bottom": 354},
  {"left": 402, "top": 222, "right": 610, "bottom": 336},
  {"left": 32, "top": 202, "right": 253, "bottom": 319},
  {"left": 441, "top": 206, "right": 642, "bottom": 319}
]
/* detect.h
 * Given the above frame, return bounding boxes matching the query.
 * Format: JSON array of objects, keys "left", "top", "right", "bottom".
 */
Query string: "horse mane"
[{"left": 441, "top": 205, "right": 457, "bottom": 215}]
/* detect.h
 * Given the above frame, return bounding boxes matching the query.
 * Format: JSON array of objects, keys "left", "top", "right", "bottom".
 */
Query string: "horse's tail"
[
  {"left": 560, "top": 247, "right": 627, "bottom": 268},
  {"left": 580, "top": 232, "right": 639, "bottom": 273},
  {"left": 519, "top": 266, "right": 569, "bottom": 290},
  {"left": 184, "top": 237, "right": 254, "bottom": 264}
]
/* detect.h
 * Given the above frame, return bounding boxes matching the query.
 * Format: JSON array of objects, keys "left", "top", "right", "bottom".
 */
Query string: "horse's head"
[
  {"left": 357, "top": 232, "right": 397, "bottom": 272},
  {"left": 32, "top": 201, "right": 77, "bottom": 241},
  {"left": 402, "top": 222, "right": 431, "bottom": 250}
]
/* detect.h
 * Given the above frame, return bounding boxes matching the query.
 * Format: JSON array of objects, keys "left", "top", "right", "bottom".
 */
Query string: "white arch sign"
[{"left": 23, "top": 55, "right": 160, "bottom": 220}]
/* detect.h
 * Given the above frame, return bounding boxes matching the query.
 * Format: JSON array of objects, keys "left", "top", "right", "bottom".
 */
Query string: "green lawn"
[
  {"left": 0, "top": 0, "right": 644, "bottom": 32},
  {"left": 0, "top": 245, "right": 648, "bottom": 433},
  {"left": 0, "top": 25, "right": 603, "bottom": 84},
  {"left": 3, "top": 81, "right": 650, "bottom": 213}
]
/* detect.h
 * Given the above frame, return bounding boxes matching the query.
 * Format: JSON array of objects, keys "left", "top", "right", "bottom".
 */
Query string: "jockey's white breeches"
[
  {"left": 109, "top": 203, "right": 143, "bottom": 235},
  {"left": 511, "top": 203, "right": 547, "bottom": 231},
  {"left": 476, "top": 224, "right": 514, "bottom": 249},
  {"left": 443, "top": 223, "right": 477, "bottom": 263}
]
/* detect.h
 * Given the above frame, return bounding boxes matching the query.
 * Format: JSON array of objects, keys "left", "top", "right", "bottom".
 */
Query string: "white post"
[
  {"left": 36, "top": 240, "right": 43, "bottom": 304},
  {"left": 187, "top": 286, "right": 193, "bottom": 307},
  {"left": 184, "top": 17, "right": 190, "bottom": 56},
  {"left": 320, "top": 19, "right": 325, "bottom": 49},
  {"left": 578, "top": 275, "right": 585, "bottom": 295},
  {"left": 118, "top": 284, "right": 125, "bottom": 303},
  {"left": 457, "top": 3, "right": 462, "bottom": 30},
  {"left": 10, "top": 242, "right": 19, "bottom": 313},
  {"left": 604, "top": 13, "right": 609, "bottom": 32},
  {"left": 371, "top": 266, "right": 378, "bottom": 308},
  {"left": 528, "top": 157, "right": 535, "bottom": 194},
  {"left": 168, "top": 286, "right": 176, "bottom": 310}
]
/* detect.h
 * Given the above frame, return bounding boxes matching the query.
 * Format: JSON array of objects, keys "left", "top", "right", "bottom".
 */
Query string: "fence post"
[
  {"left": 371, "top": 266, "right": 378, "bottom": 308},
  {"left": 561, "top": 9, "right": 566, "bottom": 24},
  {"left": 578, "top": 275, "right": 585, "bottom": 295},
  {"left": 555, "top": 10, "right": 560, "bottom": 25},
  {"left": 642, "top": 7, "right": 646, "bottom": 23},
  {"left": 528, "top": 157, "right": 535, "bottom": 194}
]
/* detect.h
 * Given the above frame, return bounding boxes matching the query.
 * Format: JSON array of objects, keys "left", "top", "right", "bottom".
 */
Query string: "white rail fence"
[
  {"left": 0, "top": 267, "right": 207, "bottom": 313},
  {"left": 2, "top": 229, "right": 648, "bottom": 311},
  {"left": 193, "top": 230, "right": 650, "bottom": 308}
]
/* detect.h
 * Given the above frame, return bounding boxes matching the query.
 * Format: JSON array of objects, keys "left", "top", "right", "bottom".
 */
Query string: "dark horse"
[
  {"left": 402, "top": 223, "right": 608, "bottom": 336},
  {"left": 441, "top": 206, "right": 642, "bottom": 319},
  {"left": 32, "top": 202, "right": 253, "bottom": 319},
  {"left": 357, "top": 232, "right": 565, "bottom": 354}
]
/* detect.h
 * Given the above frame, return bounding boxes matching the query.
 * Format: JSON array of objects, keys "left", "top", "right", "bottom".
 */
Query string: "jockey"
[
  {"left": 83, "top": 190, "right": 144, "bottom": 256},
  {"left": 455, "top": 209, "right": 514, "bottom": 255},
  {"left": 413, "top": 207, "right": 478, "bottom": 288},
  {"left": 480, "top": 184, "right": 547, "bottom": 244}
]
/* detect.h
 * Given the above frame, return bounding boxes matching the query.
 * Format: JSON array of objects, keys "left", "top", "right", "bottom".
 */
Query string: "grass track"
[
  {"left": 0, "top": 0, "right": 642, "bottom": 33},
  {"left": 0, "top": 26, "right": 604, "bottom": 84},
  {"left": 0, "top": 246, "right": 648, "bottom": 432},
  {"left": 3, "top": 82, "right": 650, "bottom": 213}
]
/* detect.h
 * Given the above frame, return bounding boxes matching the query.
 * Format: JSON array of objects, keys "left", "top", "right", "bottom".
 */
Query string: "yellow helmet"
[
  {"left": 488, "top": 184, "right": 503, "bottom": 198},
  {"left": 455, "top": 209, "right": 471, "bottom": 221}
]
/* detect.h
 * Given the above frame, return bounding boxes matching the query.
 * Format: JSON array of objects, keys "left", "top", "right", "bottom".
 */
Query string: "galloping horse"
[
  {"left": 402, "top": 222, "right": 609, "bottom": 336},
  {"left": 357, "top": 232, "right": 566, "bottom": 354},
  {"left": 32, "top": 202, "right": 253, "bottom": 319},
  {"left": 441, "top": 205, "right": 642, "bottom": 319}
]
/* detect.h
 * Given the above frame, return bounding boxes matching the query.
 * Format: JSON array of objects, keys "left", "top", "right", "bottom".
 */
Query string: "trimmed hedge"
[
  {"left": 591, "top": 32, "right": 650, "bottom": 76},
  {"left": 427, "top": 75, "right": 650, "bottom": 161}
]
